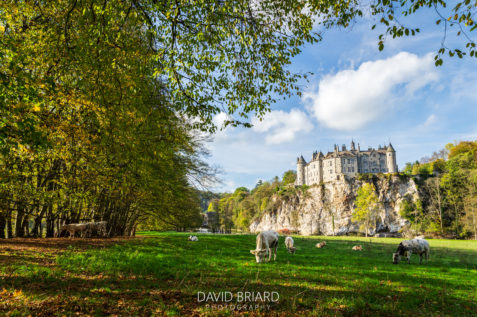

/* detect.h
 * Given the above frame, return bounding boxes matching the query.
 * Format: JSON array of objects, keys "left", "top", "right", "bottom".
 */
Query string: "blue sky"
[{"left": 207, "top": 7, "right": 477, "bottom": 193}]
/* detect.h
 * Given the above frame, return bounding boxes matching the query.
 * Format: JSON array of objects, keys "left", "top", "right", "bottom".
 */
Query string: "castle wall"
[
  {"left": 358, "top": 152, "right": 388, "bottom": 173},
  {"left": 305, "top": 159, "right": 322, "bottom": 185},
  {"left": 341, "top": 156, "right": 358, "bottom": 178},
  {"left": 323, "top": 157, "right": 340, "bottom": 182}
]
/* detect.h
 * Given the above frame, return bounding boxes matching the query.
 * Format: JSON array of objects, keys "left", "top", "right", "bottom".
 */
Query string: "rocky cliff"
[{"left": 249, "top": 175, "right": 419, "bottom": 236}]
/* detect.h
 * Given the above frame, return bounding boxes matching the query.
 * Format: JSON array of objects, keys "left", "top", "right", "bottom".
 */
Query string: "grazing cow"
[
  {"left": 250, "top": 230, "right": 279, "bottom": 263},
  {"left": 352, "top": 245, "right": 363, "bottom": 251},
  {"left": 393, "top": 238, "right": 430, "bottom": 264},
  {"left": 285, "top": 236, "right": 296, "bottom": 254},
  {"left": 316, "top": 241, "right": 326, "bottom": 248},
  {"left": 188, "top": 235, "right": 198, "bottom": 241}
]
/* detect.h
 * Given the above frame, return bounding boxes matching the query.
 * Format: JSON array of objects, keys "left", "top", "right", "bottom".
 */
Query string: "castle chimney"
[{"left": 342, "top": 144, "right": 346, "bottom": 151}]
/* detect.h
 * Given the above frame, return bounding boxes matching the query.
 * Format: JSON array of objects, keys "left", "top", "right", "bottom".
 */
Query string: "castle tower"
[
  {"left": 386, "top": 143, "right": 397, "bottom": 173},
  {"left": 351, "top": 139, "right": 356, "bottom": 151},
  {"left": 296, "top": 156, "right": 306, "bottom": 185}
]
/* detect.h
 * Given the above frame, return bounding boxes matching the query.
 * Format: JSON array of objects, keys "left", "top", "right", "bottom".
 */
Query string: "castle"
[{"left": 296, "top": 140, "right": 397, "bottom": 185}]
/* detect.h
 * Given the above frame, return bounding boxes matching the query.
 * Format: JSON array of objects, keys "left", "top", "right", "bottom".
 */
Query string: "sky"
[{"left": 207, "top": 6, "right": 477, "bottom": 193}]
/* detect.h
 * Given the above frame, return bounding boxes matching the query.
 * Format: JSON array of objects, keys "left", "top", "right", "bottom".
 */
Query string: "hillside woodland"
[{"left": 207, "top": 142, "right": 477, "bottom": 239}]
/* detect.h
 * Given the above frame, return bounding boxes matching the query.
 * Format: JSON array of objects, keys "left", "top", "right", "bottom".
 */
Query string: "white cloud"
[
  {"left": 251, "top": 109, "right": 313, "bottom": 144},
  {"left": 303, "top": 52, "right": 438, "bottom": 131},
  {"left": 212, "top": 112, "right": 230, "bottom": 129},
  {"left": 422, "top": 114, "right": 437, "bottom": 128}
]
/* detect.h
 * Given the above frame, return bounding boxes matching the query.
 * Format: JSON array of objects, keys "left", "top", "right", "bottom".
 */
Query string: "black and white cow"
[
  {"left": 250, "top": 230, "right": 279, "bottom": 263},
  {"left": 393, "top": 238, "right": 430, "bottom": 264}
]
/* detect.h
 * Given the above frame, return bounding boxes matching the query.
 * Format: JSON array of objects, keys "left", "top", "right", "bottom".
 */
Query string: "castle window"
[
  {"left": 352, "top": 167, "right": 355, "bottom": 172},
  {"left": 347, "top": 159, "right": 350, "bottom": 164},
  {"left": 329, "top": 169, "right": 332, "bottom": 174}
]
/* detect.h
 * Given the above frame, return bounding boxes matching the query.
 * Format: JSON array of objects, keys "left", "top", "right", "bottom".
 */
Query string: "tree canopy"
[{"left": 1, "top": 0, "right": 476, "bottom": 237}]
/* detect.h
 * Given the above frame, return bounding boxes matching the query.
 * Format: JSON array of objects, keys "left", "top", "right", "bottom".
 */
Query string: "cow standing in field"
[
  {"left": 250, "top": 230, "right": 279, "bottom": 263},
  {"left": 393, "top": 238, "right": 430, "bottom": 264},
  {"left": 285, "top": 236, "right": 296, "bottom": 254},
  {"left": 58, "top": 223, "right": 88, "bottom": 238}
]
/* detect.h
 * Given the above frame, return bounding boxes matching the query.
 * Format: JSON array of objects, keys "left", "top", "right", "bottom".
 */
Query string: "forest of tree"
[
  {"left": 398, "top": 141, "right": 477, "bottom": 239},
  {"left": 0, "top": 0, "right": 353, "bottom": 237},
  {"left": 205, "top": 170, "right": 298, "bottom": 232},
  {"left": 2, "top": 1, "right": 477, "bottom": 238}
]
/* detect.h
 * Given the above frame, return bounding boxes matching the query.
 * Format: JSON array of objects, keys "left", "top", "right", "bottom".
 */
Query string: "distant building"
[{"left": 296, "top": 140, "right": 398, "bottom": 185}]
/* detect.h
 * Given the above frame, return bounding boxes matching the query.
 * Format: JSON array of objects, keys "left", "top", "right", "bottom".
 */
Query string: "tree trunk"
[
  {"left": 454, "top": 205, "right": 460, "bottom": 236},
  {"left": 46, "top": 218, "right": 55, "bottom": 237},
  {"left": 22, "top": 217, "right": 29, "bottom": 237},
  {"left": 45, "top": 203, "right": 55, "bottom": 237},
  {"left": 32, "top": 205, "right": 48, "bottom": 237},
  {"left": 436, "top": 181, "right": 443, "bottom": 232},
  {"left": 6, "top": 211, "right": 13, "bottom": 238},
  {"left": 15, "top": 208, "right": 25, "bottom": 237},
  {"left": 0, "top": 214, "right": 6, "bottom": 239}
]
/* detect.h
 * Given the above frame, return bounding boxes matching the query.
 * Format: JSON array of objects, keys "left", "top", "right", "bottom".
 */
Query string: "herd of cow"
[
  {"left": 59, "top": 225, "right": 430, "bottom": 265},
  {"left": 56, "top": 221, "right": 108, "bottom": 238},
  {"left": 247, "top": 230, "right": 430, "bottom": 264},
  {"left": 189, "top": 230, "right": 431, "bottom": 265}
]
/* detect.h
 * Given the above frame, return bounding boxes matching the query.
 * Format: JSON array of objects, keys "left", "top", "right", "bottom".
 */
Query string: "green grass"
[{"left": 1, "top": 233, "right": 476, "bottom": 316}]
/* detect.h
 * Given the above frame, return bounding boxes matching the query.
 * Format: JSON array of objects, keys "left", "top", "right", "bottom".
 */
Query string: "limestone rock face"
[{"left": 249, "top": 176, "right": 418, "bottom": 236}]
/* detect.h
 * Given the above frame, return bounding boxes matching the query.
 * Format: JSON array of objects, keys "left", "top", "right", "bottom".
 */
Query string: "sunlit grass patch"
[{"left": 1, "top": 233, "right": 476, "bottom": 316}]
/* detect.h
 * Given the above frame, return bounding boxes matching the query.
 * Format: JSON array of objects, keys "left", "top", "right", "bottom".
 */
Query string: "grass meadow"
[{"left": 0, "top": 232, "right": 476, "bottom": 316}]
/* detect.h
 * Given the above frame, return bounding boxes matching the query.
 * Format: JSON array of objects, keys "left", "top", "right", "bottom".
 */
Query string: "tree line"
[
  {"left": 0, "top": 0, "right": 345, "bottom": 237},
  {"left": 2, "top": 1, "right": 476, "bottom": 237},
  {"left": 350, "top": 141, "right": 477, "bottom": 239},
  {"left": 205, "top": 171, "right": 298, "bottom": 233}
]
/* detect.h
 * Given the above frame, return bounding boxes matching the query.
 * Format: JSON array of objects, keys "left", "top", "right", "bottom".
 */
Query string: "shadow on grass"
[{"left": 1, "top": 233, "right": 476, "bottom": 316}]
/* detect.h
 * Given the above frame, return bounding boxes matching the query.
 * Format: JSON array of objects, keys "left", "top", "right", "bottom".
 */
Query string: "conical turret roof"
[{"left": 387, "top": 143, "right": 395, "bottom": 152}]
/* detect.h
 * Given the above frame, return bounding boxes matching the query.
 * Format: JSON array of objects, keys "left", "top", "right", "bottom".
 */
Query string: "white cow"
[
  {"left": 285, "top": 236, "right": 296, "bottom": 254},
  {"left": 58, "top": 223, "right": 88, "bottom": 238},
  {"left": 188, "top": 235, "right": 198, "bottom": 241},
  {"left": 250, "top": 230, "right": 279, "bottom": 263},
  {"left": 393, "top": 238, "right": 430, "bottom": 264}
]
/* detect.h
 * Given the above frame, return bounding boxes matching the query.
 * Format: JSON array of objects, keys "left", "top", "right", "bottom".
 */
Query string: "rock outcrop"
[{"left": 249, "top": 175, "right": 418, "bottom": 236}]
